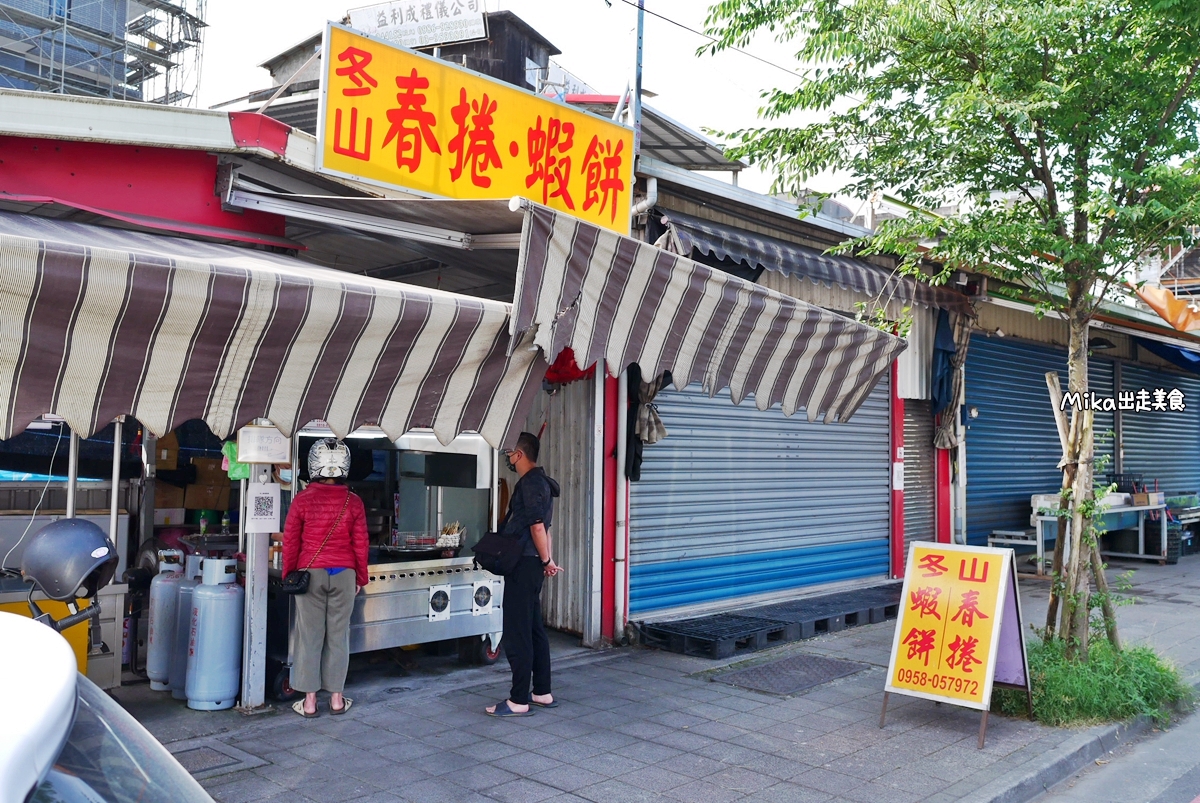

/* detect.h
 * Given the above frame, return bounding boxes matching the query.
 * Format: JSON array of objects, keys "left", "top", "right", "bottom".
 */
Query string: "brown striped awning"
[
  {"left": 660, "top": 209, "right": 973, "bottom": 315},
  {"left": 513, "top": 204, "right": 907, "bottom": 423},
  {"left": 0, "top": 212, "right": 544, "bottom": 447},
  {"left": 0, "top": 199, "right": 906, "bottom": 449}
]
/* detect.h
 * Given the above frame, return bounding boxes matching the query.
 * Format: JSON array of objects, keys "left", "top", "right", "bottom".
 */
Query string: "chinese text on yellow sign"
[
  {"left": 319, "top": 24, "right": 634, "bottom": 233},
  {"left": 885, "top": 544, "right": 1010, "bottom": 710}
]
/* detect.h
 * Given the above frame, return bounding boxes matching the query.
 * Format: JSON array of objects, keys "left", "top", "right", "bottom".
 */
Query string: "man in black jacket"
[{"left": 486, "top": 431, "right": 562, "bottom": 717}]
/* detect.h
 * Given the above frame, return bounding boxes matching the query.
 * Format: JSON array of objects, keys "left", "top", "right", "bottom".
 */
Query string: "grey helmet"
[
  {"left": 21, "top": 519, "right": 118, "bottom": 601},
  {"left": 308, "top": 437, "right": 351, "bottom": 479}
]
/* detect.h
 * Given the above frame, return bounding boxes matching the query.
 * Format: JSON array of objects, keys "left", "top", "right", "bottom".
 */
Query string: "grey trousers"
[{"left": 291, "top": 568, "right": 356, "bottom": 693}]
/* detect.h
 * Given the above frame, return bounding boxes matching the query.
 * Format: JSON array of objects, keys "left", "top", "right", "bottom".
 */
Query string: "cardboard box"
[
  {"left": 1132, "top": 492, "right": 1166, "bottom": 507},
  {"left": 156, "top": 482, "right": 185, "bottom": 509},
  {"left": 191, "top": 457, "right": 228, "bottom": 486},
  {"left": 155, "top": 432, "right": 179, "bottom": 471},
  {"left": 153, "top": 508, "right": 187, "bottom": 526},
  {"left": 184, "top": 483, "right": 231, "bottom": 511}
]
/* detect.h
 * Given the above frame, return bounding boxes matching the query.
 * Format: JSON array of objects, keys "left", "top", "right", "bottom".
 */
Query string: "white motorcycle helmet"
[{"left": 308, "top": 437, "right": 351, "bottom": 479}]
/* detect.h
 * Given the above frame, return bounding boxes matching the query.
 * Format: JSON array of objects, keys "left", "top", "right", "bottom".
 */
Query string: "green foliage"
[
  {"left": 703, "top": 0, "right": 1200, "bottom": 316},
  {"left": 853, "top": 300, "right": 913, "bottom": 336},
  {"left": 992, "top": 636, "right": 1189, "bottom": 725}
]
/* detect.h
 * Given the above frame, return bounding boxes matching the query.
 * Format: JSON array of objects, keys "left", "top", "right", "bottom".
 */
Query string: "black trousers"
[{"left": 503, "top": 556, "right": 551, "bottom": 705}]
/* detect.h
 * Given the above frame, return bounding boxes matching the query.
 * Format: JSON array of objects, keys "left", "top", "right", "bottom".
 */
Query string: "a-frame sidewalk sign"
[{"left": 881, "top": 542, "right": 1033, "bottom": 748}]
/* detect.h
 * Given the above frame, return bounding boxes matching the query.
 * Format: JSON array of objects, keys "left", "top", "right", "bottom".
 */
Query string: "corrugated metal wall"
[
  {"left": 964, "top": 336, "right": 1114, "bottom": 545},
  {"left": 628, "top": 378, "right": 891, "bottom": 617},
  {"left": 976, "top": 302, "right": 1070, "bottom": 346},
  {"left": 1120, "top": 364, "right": 1200, "bottom": 496},
  {"left": 904, "top": 399, "right": 936, "bottom": 545},
  {"left": 523, "top": 376, "right": 596, "bottom": 637},
  {"left": 897, "top": 308, "right": 935, "bottom": 400},
  {"left": 758, "top": 268, "right": 907, "bottom": 318}
]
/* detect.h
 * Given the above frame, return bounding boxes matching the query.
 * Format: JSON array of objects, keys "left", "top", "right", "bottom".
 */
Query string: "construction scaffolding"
[{"left": 0, "top": 0, "right": 206, "bottom": 105}]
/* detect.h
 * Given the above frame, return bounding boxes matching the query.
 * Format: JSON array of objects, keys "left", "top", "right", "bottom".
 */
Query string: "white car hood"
[{"left": 0, "top": 611, "right": 77, "bottom": 803}]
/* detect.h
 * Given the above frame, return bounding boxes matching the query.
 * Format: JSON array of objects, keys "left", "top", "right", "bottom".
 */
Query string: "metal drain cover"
[
  {"left": 173, "top": 746, "right": 241, "bottom": 774},
  {"left": 713, "top": 653, "right": 867, "bottom": 696},
  {"left": 167, "top": 738, "right": 268, "bottom": 781}
]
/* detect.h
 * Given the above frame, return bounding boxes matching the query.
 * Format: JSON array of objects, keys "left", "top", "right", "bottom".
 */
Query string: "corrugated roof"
[{"left": 565, "top": 95, "right": 743, "bottom": 172}]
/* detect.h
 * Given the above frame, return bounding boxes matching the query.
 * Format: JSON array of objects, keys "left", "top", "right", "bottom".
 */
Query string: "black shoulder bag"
[
  {"left": 470, "top": 499, "right": 529, "bottom": 576},
  {"left": 470, "top": 530, "right": 526, "bottom": 576},
  {"left": 281, "top": 491, "right": 350, "bottom": 594}
]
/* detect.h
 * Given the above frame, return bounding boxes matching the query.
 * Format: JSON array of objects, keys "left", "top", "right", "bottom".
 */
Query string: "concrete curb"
[{"left": 962, "top": 715, "right": 1156, "bottom": 803}]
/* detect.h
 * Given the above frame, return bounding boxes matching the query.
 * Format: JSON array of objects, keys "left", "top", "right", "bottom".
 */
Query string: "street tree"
[{"left": 705, "top": 0, "right": 1200, "bottom": 659}]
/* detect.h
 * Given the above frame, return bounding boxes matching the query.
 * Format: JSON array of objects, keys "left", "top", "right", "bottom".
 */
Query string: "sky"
[{"left": 195, "top": 0, "right": 844, "bottom": 199}]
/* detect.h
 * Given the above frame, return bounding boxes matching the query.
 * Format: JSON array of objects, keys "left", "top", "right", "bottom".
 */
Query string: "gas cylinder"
[
  {"left": 186, "top": 558, "right": 244, "bottom": 711},
  {"left": 169, "top": 555, "right": 203, "bottom": 701},
  {"left": 146, "top": 549, "right": 184, "bottom": 691}
]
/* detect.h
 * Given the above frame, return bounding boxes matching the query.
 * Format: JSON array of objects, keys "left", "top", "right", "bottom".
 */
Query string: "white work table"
[{"left": 990, "top": 500, "right": 1168, "bottom": 576}]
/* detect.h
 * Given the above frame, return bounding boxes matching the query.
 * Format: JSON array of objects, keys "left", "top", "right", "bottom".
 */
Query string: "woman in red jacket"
[{"left": 282, "top": 438, "right": 369, "bottom": 717}]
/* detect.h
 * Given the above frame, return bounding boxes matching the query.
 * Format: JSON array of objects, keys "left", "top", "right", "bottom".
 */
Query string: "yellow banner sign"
[
  {"left": 885, "top": 543, "right": 1012, "bottom": 710},
  {"left": 318, "top": 23, "right": 634, "bottom": 233}
]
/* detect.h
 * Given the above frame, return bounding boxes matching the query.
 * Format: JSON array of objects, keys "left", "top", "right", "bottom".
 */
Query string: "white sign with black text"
[
  {"left": 347, "top": 0, "right": 487, "bottom": 49},
  {"left": 237, "top": 425, "right": 291, "bottom": 465}
]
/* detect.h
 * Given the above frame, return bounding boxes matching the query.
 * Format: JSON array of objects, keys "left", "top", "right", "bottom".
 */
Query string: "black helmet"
[{"left": 21, "top": 519, "right": 118, "bottom": 601}]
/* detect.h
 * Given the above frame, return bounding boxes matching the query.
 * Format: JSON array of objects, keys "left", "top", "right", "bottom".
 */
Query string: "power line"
[{"left": 613, "top": 0, "right": 803, "bottom": 80}]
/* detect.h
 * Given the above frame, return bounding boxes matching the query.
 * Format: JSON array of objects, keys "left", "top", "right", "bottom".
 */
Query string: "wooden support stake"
[
  {"left": 879, "top": 691, "right": 889, "bottom": 729},
  {"left": 978, "top": 710, "right": 989, "bottom": 749},
  {"left": 1045, "top": 372, "right": 1070, "bottom": 460},
  {"left": 1090, "top": 541, "right": 1122, "bottom": 651}
]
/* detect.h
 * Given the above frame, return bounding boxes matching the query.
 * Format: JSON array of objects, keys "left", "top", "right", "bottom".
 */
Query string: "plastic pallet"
[
  {"left": 641, "top": 614, "right": 796, "bottom": 659},
  {"left": 740, "top": 585, "right": 902, "bottom": 637}
]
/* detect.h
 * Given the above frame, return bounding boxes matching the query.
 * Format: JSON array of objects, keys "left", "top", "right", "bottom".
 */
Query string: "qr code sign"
[{"left": 253, "top": 495, "right": 274, "bottom": 519}]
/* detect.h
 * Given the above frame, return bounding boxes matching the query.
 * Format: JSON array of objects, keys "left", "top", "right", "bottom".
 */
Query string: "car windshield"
[{"left": 30, "top": 673, "right": 211, "bottom": 803}]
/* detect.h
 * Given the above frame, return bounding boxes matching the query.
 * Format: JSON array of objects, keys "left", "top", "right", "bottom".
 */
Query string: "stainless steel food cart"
[{"left": 266, "top": 425, "right": 504, "bottom": 698}]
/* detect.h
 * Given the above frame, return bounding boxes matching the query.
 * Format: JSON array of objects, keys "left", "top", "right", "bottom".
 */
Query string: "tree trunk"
[
  {"left": 1045, "top": 454, "right": 1075, "bottom": 637},
  {"left": 1065, "top": 409, "right": 1092, "bottom": 661},
  {"left": 1058, "top": 412, "right": 1086, "bottom": 648},
  {"left": 1061, "top": 314, "right": 1093, "bottom": 661}
]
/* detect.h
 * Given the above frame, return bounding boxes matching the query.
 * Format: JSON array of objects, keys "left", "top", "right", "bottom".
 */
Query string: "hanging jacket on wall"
[{"left": 624, "top": 364, "right": 673, "bottom": 481}]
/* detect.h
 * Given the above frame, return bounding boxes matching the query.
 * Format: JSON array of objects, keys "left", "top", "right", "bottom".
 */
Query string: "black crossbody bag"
[
  {"left": 470, "top": 529, "right": 527, "bottom": 576},
  {"left": 470, "top": 501, "right": 531, "bottom": 576}
]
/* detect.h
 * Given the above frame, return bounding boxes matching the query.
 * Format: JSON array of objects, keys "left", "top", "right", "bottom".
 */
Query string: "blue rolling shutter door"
[
  {"left": 628, "top": 378, "right": 891, "bottom": 618},
  {"left": 1120, "top": 364, "right": 1200, "bottom": 496},
  {"left": 964, "top": 336, "right": 1114, "bottom": 545}
]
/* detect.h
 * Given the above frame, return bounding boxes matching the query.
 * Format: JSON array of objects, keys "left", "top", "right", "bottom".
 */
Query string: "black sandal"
[{"left": 486, "top": 700, "right": 534, "bottom": 717}]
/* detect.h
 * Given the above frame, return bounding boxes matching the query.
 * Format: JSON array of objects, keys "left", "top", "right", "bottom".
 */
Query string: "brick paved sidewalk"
[{"left": 123, "top": 556, "right": 1200, "bottom": 803}]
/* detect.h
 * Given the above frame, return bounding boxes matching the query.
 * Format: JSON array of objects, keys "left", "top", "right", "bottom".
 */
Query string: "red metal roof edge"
[{"left": 228, "top": 112, "right": 293, "bottom": 157}]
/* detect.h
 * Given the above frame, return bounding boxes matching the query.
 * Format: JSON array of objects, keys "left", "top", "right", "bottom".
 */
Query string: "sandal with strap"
[
  {"left": 291, "top": 700, "right": 319, "bottom": 719},
  {"left": 486, "top": 700, "right": 534, "bottom": 718}
]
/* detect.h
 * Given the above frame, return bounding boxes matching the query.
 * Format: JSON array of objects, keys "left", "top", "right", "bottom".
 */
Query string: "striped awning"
[
  {"left": 0, "top": 212, "right": 543, "bottom": 447},
  {"left": 660, "top": 209, "right": 972, "bottom": 315},
  {"left": 514, "top": 204, "right": 907, "bottom": 423}
]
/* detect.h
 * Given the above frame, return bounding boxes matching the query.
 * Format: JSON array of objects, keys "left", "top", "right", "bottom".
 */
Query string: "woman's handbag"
[{"left": 281, "top": 490, "right": 351, "bottom": 594}]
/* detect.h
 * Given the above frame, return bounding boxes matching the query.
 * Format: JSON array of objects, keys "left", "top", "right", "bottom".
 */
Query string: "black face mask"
[{"left": 504, "top": 452, "right": 517, "bottom": 472}]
